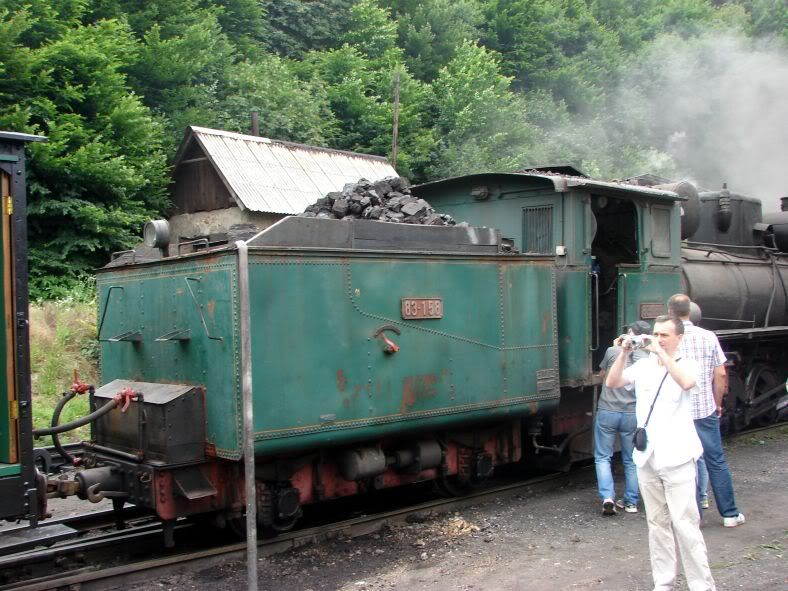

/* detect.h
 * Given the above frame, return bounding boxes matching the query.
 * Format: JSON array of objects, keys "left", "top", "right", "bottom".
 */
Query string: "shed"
[{"left": 169, "top": 126, "right": 398, "bottom": 242}]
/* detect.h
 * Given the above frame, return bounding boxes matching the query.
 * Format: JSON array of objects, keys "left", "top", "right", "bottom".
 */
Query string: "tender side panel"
[
  {"left": 97, "top": 256, "right": 240, "bottom": 457},
  {"left": 248, "top": 253, "right": 559, "bottom": 456}
]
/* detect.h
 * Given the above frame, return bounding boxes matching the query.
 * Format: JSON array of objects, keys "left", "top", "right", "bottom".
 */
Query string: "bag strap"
[{"left": 642, "top": 357, "right": 682, "bottom": 428}]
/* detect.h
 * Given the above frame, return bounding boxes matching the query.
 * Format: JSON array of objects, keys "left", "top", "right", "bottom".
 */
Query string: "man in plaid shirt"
[{"left": 668, "top": 294, "right": 745, "bottom": 528}]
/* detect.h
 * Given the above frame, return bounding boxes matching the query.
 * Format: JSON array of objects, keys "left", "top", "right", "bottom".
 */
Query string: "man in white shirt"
[{"left": 606, "top": 315, "right": 715, "bottom": 591}]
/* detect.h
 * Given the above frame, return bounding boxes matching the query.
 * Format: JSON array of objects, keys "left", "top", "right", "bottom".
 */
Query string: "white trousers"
[{"left": 638, "top": 459, "right": 716, "bottom": 591}]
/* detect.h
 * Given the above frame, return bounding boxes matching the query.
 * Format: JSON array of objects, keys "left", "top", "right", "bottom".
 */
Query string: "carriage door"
[
  {"left": 0, "top": 169, "right": 17, "bottom": 465},
  {"left": 617, "top": 204, "right": 680, "bottom": 331},
  {"left": 590, "top": 195, "right": 640, "bottom": 367}
]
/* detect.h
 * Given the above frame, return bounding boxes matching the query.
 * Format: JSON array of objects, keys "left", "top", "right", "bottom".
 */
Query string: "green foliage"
[
  {"left": 2, "top": 0, "right": 786, "bottom": 292},
  {"left": 218, "top": 56, "right": 338, "bottom": 145},
  {"left": 29, "top": 291, "right": 98, "bottom": 443},
  {"left": 124, "top": 5, "right": 236, "bottom": 142},
  {"left": 344, "top": 0, "right": 400, "bottom": 60},
  {"left": 387, "top": 0, "right": 485, "bottom": 81},
  {"left": 429, "top": 41, "right": 535, "bottom": 177},
  {"left": 0, "top": 11, "right": 168, "bottom": 298},
  {"left": 480, "top": 0, "right": 623, "bottom": 110},
  {"left": 262, "top": 0, "right": 355, "bottom": 58}
]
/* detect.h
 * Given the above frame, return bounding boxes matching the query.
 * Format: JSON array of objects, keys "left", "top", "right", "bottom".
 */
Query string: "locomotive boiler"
[{"left": 679, "top": 189, "right": 788, "bottom": 431}]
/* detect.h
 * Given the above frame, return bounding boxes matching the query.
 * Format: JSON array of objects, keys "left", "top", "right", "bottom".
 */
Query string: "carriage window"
[
  {"left": 651, "top": 206, "right": 671, "bottom": 258},
  {"left": 522, "top": 205, "right": 553, "bottom": 254}
]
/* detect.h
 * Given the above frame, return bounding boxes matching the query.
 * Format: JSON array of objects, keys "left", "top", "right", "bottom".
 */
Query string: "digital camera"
[{"left": 623, "top": 334, "right": 651, "bottom": 350}]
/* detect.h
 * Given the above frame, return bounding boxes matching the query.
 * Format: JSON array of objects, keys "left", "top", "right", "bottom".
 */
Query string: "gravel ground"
[{"left": 129, "top": 426, "right": 788, "bottom": 591}]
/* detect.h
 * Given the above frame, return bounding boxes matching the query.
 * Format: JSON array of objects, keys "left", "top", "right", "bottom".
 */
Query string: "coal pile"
[{"left": 299, "top": 177, "right": 460, "bottom": 226}]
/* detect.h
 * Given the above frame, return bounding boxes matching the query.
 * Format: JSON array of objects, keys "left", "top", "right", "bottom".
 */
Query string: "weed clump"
[{"left": 30, "top": 288, "right": 98, "bottom": 444}]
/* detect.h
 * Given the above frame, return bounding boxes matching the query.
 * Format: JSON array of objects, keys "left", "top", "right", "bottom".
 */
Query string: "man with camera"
[
  {"left": 606, "top": 315, "right": 715, "bottom": 591},
  {"left": 594, "top": 320, "right": 650, "bottom": 515},
  {"left": 667, "top": 293, "right": 745, "bottom": 528}
]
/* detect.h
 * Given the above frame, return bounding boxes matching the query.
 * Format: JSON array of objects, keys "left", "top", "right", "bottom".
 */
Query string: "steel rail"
[
  {"left": 0, "top": 469, "right": 585, "bottom": 591},
  {"left": 3, "top": 422, "right": 784, "bottom": 590}
]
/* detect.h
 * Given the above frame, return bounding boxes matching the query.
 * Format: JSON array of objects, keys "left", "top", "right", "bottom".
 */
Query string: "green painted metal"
[
  {"left": 414, "top": 176, "right": 595, "bottom": 385},
  {"left": 555, "top": 270, "right": 591, "bottom": 380},
  {"left": 617, "top": 270, "right": 682, "bottom": 332},
  {"left": 98, "top": 257, "right": 241, "bottom": 457},
  {"left": 98, "top": 248, "right": 560, "bottom": 460},
  {"left": 0, "top": 155, "right": 18, "bottom": 162},
  {"left": 0, "top": 184, "right": 11, "bottom": 464},
  {"left": 0, "top": 463, "right": 21, "bottom": 477},
  {"left": 414, "top": 173, "right": 685, "bottom": 386}
]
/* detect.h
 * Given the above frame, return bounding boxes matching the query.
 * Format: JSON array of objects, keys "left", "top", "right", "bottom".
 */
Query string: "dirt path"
[{"left": 137, "top": 427, "right": 788, "bottom": 591}]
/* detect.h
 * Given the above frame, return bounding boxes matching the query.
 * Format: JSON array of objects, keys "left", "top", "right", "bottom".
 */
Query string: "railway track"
[
  {"left": 0, "top": 467, "right": 587, "bottom": 591},
  {"left": 2, "top": 421, "right": 784, "bottom": 591}
]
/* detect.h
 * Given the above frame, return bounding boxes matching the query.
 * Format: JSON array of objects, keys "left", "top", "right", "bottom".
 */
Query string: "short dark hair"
[
  {"left": 654, "top": 314, "right": 684, "bottom": 335},
  {"left": 628, "top": 320, "right": 652, "bottom": 335},
  {"left": 667, "top": 294, "right": 691, "bottom": 317}
]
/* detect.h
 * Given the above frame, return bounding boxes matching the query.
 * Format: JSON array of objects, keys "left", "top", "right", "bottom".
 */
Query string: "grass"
[{"left": 29, "top": 290, "right": 99, "bottom": 444}]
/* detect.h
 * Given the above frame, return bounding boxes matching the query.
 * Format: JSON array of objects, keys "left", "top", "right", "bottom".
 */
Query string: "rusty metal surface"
[{"left": 189, "top": 127, "right": 397, "bottom": 215}]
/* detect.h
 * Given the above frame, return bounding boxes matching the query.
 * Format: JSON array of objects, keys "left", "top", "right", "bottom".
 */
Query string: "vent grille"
[{"left": 523, "top": 206, "right": 553, "bottom": 254}]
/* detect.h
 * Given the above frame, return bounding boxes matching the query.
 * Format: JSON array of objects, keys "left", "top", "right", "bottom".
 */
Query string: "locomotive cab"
[{"left": 415, "top": 171, "right": 686, "bottom": 462}]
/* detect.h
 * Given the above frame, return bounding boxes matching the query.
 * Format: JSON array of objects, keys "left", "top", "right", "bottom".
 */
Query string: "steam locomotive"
[{"left": 1, "top": 132, "right": 785, "bottom": 543}]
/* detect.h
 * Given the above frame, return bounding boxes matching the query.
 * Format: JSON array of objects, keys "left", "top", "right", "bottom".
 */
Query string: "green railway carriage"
[{"left": 0, "top": 131, "right": 47, "bottom": 523}]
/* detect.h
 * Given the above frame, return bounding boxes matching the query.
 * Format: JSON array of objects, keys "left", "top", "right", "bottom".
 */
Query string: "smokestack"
[{"left": 251, "top": 111, "right": 260, "bottom": 136}]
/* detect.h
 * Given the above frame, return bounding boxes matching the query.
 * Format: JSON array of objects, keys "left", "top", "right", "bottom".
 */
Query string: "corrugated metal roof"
[{"left": 182, "top": 126, "right": 398, "bottom": 215}]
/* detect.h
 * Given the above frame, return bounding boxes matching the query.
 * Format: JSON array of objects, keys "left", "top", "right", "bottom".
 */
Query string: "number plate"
[
  {"left": 401, "top": 298, "right": 443, "bottom": 319},
  {"left": 639, "top": 303, "right": 664, "bottom": 319}
]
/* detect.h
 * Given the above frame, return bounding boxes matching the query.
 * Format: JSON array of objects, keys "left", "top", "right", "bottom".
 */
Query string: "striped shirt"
[{"left": 678, "top": 320, "right": 726, "bottom": 419}]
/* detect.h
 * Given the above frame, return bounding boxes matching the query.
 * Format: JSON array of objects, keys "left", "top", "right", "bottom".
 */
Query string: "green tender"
[{"left": 97, "top": 248, "right": 560, "bottom": 460}]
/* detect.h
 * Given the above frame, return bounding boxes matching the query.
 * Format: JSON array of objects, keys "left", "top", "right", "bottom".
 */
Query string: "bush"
[{"left": 29, "top": 289, "right": 98, "bottom": 444}]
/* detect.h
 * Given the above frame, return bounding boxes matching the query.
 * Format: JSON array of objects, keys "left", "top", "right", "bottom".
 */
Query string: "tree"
[
  {"left": 217, "top": 56, "right": 338, "bottom": 145},
  {"left": 0, "top": 10, "right": 168, "bottom": 298},
  {"left": 262, "top": 0, "right": 355, "bottom": 58},
  {"left": 480, "top": 0, "right": 622, "bottom": 110},
  {"left": 428, "top": 41, "right": 536, "bottom": 177},
  {"left": 386, "top": 0, "right": 485, "bottom": 81},
  {"left": 122, "top": 4, "right": 237, "bottom": 146}
]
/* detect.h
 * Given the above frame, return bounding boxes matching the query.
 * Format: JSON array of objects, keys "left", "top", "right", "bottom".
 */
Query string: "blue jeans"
[
  {"left": 697, "top": 455, "right": 709, "bottom": 500},
  {"left": 594, "top": 409, "right": 639, "bottom": 505},
  {"left": 694, "top": 413, "right": 739, "bottom": 517}
]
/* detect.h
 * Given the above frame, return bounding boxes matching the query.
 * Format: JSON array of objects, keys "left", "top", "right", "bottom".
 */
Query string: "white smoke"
[{"left": 614, "top": 32, "right": 788, "bottom": 213}]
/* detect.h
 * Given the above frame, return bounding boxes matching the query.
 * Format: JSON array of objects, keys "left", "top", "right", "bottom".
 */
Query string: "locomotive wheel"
[
  {"left": 433, "top": 474, "right": 475, "bottom": 497},
  {"left": 744, "top": 365, "right": 780, "bottom": 426},
  {"left": 257, "top": 483, "right": 301, "bottom": 536}
]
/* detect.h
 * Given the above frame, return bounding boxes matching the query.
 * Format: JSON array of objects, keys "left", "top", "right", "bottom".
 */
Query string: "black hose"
[
  {"left": 51, "top": 391, "right": 77, "bottom": 465},
  {"left": 34, "top": 399, "right": 117, "bottom": 437}
]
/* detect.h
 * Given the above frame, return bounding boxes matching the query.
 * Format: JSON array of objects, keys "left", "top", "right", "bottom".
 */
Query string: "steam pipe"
[
  {"left": 33, "top": 400, "right": 116, "bottom": 437},
  {"left": 50, "top": 391, "right": 78, "bottom": 465}
]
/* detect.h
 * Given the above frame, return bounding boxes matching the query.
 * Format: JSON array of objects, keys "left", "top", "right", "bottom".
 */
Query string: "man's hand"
[
  {"left": 614, "top": 334, "right": 633, "bottom": 351},
  {"left": 643, "top": 336, "right": 663, "bottom": 355}
]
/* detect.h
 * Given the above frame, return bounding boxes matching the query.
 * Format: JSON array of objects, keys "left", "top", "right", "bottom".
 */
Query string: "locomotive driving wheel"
[{"left": 743, "top": 364, "right": 780, "bottom": 426}]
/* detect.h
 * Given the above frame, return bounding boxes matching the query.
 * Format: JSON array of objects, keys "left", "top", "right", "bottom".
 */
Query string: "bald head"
[{"left": 668, "top": 294, "right": 691, "bottom": 319}]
